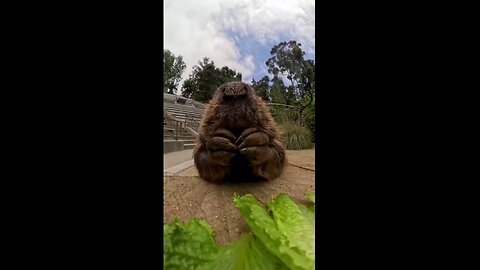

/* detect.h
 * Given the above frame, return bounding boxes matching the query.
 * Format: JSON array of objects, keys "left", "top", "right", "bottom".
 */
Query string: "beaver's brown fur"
[{"left": 193, "top": 81, "right": 286, "bottom": 183}]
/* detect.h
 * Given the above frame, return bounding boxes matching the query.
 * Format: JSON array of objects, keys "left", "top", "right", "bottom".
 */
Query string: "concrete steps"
[
  {"left": 164, "top": 105, "right": 203, "bottom": 112},
  {"left": 164, "top": 127, "right": 191, "bottom": 134},
  {"left": 163, "top": 98, "right": 205, "bottom": 153},
  {"left": 164, "top": 102, "right": 204, "bottom": 109},
  {"left": 163, "top": 125, "right": 196, "bottom": 153},
  {"left": 168, "top": 111, "right": 202, "bottom": 119},
  {"left": 163, "top": 131, "right": 195, "bottom": 139},
  {"left": 164, "top": 133, "right": 195, "bottom": 141},
  {"left": 164, "top": 104, "right": 203, "bottom": 118},
  {"left": 164, "top": 137, "right": 195, "bottom": 142}
]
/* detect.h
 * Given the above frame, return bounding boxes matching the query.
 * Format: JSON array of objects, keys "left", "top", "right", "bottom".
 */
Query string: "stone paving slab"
[
  {"left": 164, "top": 159, "right": 194, "bottom": 176},
  {"left": 163, "top": 149, "right": 194, "bottom": 170}
]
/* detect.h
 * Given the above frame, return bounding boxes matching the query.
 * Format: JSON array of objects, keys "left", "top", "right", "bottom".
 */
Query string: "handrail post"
[{"left": 175, "top": 121, "right": 178, "bottom": 141}]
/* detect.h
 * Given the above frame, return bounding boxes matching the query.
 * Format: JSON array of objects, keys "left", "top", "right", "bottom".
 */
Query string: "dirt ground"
[{"left": 163, "top": 149, "right": 315, "bottom": 244}]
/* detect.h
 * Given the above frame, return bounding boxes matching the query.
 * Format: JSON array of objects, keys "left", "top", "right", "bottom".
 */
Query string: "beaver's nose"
[
  {"left": 224, "top": 86, "right": 246, "bottom": 96},
  {"left": 224, "top": 86, "right": 235, "bottom": 96}
]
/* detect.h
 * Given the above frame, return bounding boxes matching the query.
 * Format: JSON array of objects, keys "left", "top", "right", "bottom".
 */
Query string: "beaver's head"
[
  {"left": 213, "top": 81, "right": 256, "bottom": 103},
  {"left": 211, "top": 81, "right": 259, "bottom": 133}
]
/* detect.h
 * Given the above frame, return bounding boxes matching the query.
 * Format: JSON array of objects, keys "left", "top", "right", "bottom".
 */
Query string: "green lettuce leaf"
[
  {"left": 233, "top": 194, "right": 315, "bottom": 270},
  {"left": 266, "top": 195, "right": 315, "bottom": 263},
  {"left": 163, "top": 218, "right": 219, "bottom": 269},
  {"left": 304, "top": 190, "right": 315, "bottom": 213},
  {"left": 164, "top": 218, "right": 289, "bottom": 270},
  {"left": 207, "top": 234, "right": 289, "bottom": 270},
  {"left": 164, "top": 192, "right": 315, "bottom": 270},
  {"left": 305, "top": 190, "right": 315, "bottom": 203}
]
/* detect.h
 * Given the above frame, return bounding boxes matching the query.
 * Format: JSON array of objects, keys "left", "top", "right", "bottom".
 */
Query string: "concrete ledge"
[
  {"left": 164, "top": 141, "right": 184, "bottom": 154},
  {"left": 164, "top": 159, "right": 194, "bottom": 176}
]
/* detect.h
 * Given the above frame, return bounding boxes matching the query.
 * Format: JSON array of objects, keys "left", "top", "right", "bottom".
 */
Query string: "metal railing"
[
  {"left": 163, "top": 93, "right": 206, "bottom": 134},
  {"left": 164, "top": 110, "right": 184, "bottom": 141},
  {"left": 185, "top": 104, "right": 203, "bottom": 131},
  {"left": 183, "top": 114, "right": 202, "bottom": 132}
]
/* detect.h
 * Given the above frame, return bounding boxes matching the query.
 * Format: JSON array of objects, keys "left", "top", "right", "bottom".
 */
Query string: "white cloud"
[
  {"left": 164, "top": 0, "right": 252, "bottom": 93},
  {"left": 164, "top": 0, "right": 315, "bottom": 94},
  {"left": 218, "top": 0, "right": 315, "bottom": 55}
]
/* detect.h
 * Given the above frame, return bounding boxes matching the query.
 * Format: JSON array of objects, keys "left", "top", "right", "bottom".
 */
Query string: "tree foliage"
[
  {"left": 163, "top": 50, "right": 186, "bottom": 94},
  {"left": 270, "top": 75, "right": 287, "bottom": 104},
  {"left": 251, "top": 76, "right": 271, "bottom": 102},
  {"left": 265, "top": 41, "right": 315, "bottom": 114},
  {"left": 180, "top": 58, "right": 242, "bottom": 103},
  {"left": 261, "top": 41, "right": 315, "bottom": 142}
]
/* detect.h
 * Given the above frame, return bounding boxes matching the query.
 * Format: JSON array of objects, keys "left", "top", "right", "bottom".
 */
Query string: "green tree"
[
  {"left": 164, "top": 50, "right": 186, "bottom": 94},
  {"left": 265, "top": 41, "right": 315, "bottom": 114},
  {"left": 265, "top": 41, "right": 315, "bottom": 142},
  {"left": 251, "top": 76, "right": 271, "bottom": 102},
  {"left": 270, "top": 75, "right": 287, "bottom": 104},
  {"left": 181, "top": 57, "right": 242, "bottom": 103}
]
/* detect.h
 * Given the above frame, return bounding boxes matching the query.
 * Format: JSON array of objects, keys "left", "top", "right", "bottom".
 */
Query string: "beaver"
[{"left": 193, "top": 81, "right": 286, "bottom": 183}]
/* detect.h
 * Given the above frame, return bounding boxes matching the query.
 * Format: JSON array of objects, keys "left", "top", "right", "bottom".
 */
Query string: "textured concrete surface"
[
  {"left": 163, "top": 148, "right": 315, "bottom": 244},
  {"left": 163, "top": 149, "right": 194, "bottom": 170}
]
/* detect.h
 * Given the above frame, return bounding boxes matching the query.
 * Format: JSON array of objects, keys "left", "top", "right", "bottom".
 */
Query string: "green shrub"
[
  {"left": 269, "top": 106, "right": 301, "bottom": 124},
  {"left": 278, "top": 121, "right": 314, "bottom": 150}
]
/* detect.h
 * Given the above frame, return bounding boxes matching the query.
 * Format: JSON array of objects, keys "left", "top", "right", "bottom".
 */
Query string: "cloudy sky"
[{"left": 164, "top": 0, "right": 315, "bottom": 94}]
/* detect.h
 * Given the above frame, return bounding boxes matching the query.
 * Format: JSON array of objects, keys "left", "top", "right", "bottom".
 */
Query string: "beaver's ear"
[
  {"left": 212, "top": 86, "right": 224, "bottom": 100},
  {"left": 245, "top": 84, "right": 254, "bottom": 95}
]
